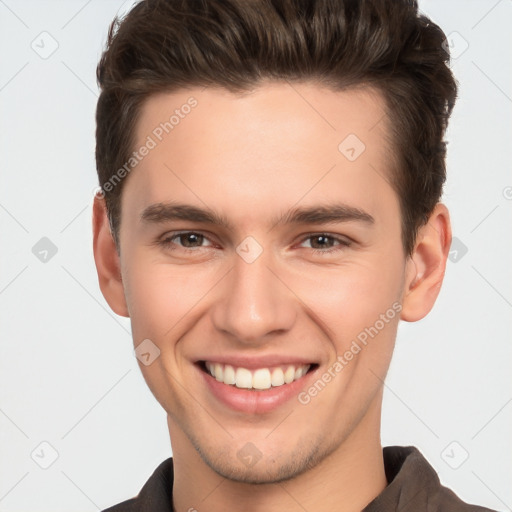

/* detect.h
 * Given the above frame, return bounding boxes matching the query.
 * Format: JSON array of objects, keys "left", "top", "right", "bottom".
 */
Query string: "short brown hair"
[{"left": 95, "top": 0, "right": 457, "bottom": 254}]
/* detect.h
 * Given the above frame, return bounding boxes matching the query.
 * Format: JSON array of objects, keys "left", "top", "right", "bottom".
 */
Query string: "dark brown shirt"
[{"left": 102, "top": 445, "right": 496, "bottom": 511}]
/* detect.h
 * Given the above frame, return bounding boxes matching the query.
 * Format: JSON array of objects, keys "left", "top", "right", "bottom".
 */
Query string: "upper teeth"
[{"left": 205, "top": 362, "right": 311, "bottom": 390}]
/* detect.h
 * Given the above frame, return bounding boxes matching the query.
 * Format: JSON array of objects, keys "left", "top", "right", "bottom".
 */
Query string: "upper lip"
[{"left": 197, "top": 354, "right": 318, "bottom": 369}]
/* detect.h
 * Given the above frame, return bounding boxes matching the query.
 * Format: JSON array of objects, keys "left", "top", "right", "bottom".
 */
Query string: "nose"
[{"left": 210, "top": 246, "right": 297, "bottom": 345}]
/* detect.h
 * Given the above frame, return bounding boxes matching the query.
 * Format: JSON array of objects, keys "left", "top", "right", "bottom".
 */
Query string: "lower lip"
[{"left": 198, "top": 364, "right": 317, "bottom": 414}]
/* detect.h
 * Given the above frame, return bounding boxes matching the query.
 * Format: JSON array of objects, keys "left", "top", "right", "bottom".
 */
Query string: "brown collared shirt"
[{"left": 102, "top": 445, "right": 497, "bottom": 511}]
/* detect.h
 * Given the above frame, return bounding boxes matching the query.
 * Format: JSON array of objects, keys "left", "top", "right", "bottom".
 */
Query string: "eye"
[
  {"left": 157, "top": 231, "right": 214, "bottom": 251},
  {"left": 298, "top": 234, "right": 351, "bottom": 254},
  {"left": 155, "top": 231, "right": 351, "bottom": 256}
]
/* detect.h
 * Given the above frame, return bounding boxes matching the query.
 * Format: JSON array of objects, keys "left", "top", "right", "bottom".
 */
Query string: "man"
[{"left": 92, "top": 0, "right": 495, "bottom": 510}]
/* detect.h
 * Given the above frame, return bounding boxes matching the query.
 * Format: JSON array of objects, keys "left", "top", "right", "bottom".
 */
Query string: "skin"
[{"left": 93, "top": 81, "right": 451, "bottom": 512}]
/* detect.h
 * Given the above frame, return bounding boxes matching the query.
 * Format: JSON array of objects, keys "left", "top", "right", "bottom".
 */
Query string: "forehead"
[
  {"left": 135, "top": 81, "right": 390, "bottom": 157},
  {"left": 122, "top": 81, "right": 397, "bottom": 229}
]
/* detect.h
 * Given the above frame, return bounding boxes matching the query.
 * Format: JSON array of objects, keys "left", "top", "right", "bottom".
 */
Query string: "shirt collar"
[
  {"left": 362, "top": 445, "right": 440, "bottom": 510},
  {"left": 122, "top": 445, "right": 491, "bottom": 512}
]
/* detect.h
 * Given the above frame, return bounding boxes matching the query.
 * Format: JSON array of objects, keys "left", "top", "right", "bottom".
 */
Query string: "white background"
[{"left": 0, "top": 0, "right": 511, "bottom": 510}]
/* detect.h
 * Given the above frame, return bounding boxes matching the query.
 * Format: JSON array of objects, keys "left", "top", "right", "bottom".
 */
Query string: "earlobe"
[
  {"left": 400, "top": 203, "right": 452, "bottom": 322},
  {"left": 92, "top": 193, "right": 130, "bottom": 318}
]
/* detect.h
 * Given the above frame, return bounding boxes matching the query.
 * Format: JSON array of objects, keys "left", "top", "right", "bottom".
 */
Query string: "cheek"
[
  {"left": 284, "top": 250, "right": 405, "bottom": 391},
  {"left": 290, "top": 260, "right": 403, "bottom": 415},
  {"left": 122, "top": 251, "right": 217, "bottom": 343},
  {"left": 121, "top": 257, "right": 215, "bottom": 413},
  {"left": 292, "top": 257, "right": 404, "bottom": 335}
]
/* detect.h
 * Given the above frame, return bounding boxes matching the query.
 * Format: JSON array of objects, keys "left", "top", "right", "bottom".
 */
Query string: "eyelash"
[{"left": 156, "top": 231, "right": 352, "bottom": 255}]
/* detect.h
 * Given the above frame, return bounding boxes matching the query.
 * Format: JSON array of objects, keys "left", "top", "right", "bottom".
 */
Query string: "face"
[{"left": 104, "top": 82, "right": 417, "bottom": 483}]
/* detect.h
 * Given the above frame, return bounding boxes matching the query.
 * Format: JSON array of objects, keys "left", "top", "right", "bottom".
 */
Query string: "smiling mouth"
[{"left": 199, "top": 361, "right": 317, "bottom": 391}]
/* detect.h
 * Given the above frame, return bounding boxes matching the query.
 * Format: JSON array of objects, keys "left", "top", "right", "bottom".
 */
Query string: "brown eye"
[
  {"left": 158, "top": 231, "right": 213, "bottom": 251},
  {"left": 178, "top": 233, "right": 204, "bottom": 248},
  {"left": 299, "top": 233, "right": 351, "bottom": 254},
  {"left": 309, "top": 235, "right": 335, "bottom": 249}
]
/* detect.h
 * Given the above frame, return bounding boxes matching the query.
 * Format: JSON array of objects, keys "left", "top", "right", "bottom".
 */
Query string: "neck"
[{"left": 170, "top": 391, "right": 387, "bottom": 512}]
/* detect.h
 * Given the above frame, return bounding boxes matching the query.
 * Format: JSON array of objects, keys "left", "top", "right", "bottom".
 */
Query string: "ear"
[
  {"left": 92, "top": 193, "right": 129, "bottom": 317},
  {"left": 401, "top": 203, "right": 451, "bottom": 322}
]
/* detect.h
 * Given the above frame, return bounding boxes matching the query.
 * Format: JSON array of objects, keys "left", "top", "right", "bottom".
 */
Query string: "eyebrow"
[{"left": 140, "top": 201, "right": 374, "bottom": 230}]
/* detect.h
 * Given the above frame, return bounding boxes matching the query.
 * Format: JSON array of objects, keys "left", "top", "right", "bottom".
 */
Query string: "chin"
[{"left": 193, "top": 433, "right": 338, "bottom": 485}]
